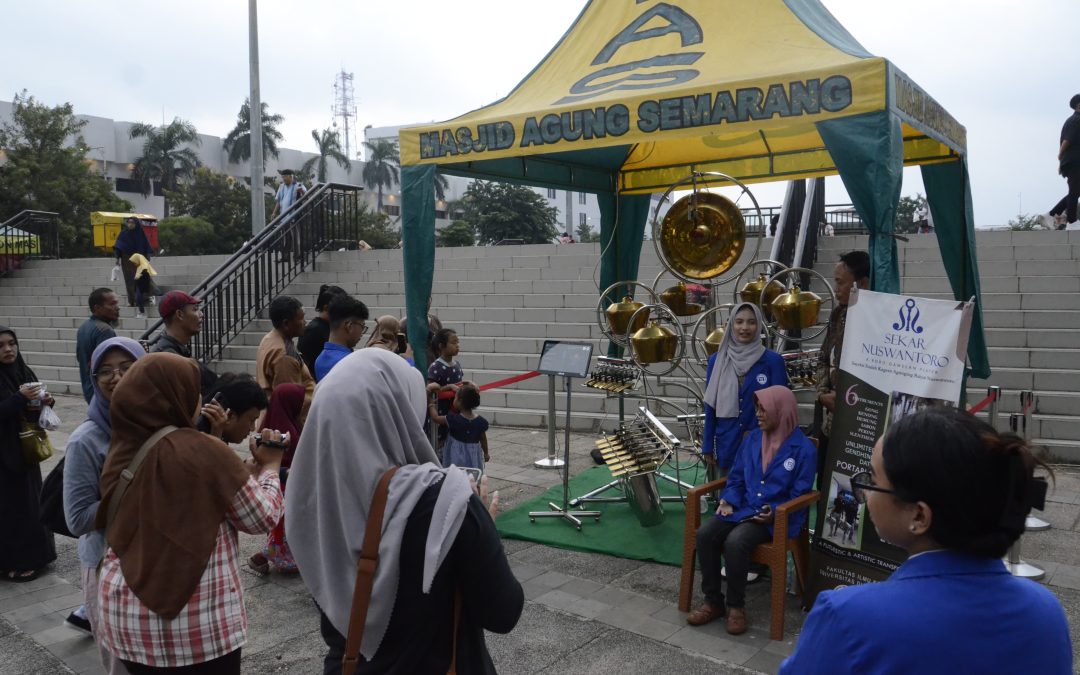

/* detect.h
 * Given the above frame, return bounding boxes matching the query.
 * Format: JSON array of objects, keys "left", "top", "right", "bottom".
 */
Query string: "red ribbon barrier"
[
  {"left": 436, "top": 370, "right": 541, "bottom": 399},
  {"left": 967, "top": 389, "right": 998, "bottom": 415}
]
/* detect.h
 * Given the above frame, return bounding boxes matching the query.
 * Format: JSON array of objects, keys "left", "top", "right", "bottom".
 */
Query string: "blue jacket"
[
  {"left": 780, "top": 550, "right": 1072, "bottom": 675},
  {"left": 314, "top": 342, "right": 352, "bottom": 382},
  {"left": 718, "top": 427, "right": 816, "bottom": 539},
  {"left": 701, "top": 349, "right": 787, "bottom": 470}
]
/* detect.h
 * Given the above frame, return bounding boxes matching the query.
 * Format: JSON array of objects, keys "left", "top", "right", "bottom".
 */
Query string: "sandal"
[
  {"left": 5, "top": 569, "right": 42, "bottom": 583},
  {"left": 247, "top": 554, "right": 270, "bottom": 577}
]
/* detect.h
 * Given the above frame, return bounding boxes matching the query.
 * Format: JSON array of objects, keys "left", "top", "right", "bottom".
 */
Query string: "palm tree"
[
  {"left": 361, "top": 139, "right": 400, "bottom": 212},
  {"left": 129, "top": 118, "right": 201, "bottom": 218},
  {"left": 434, "top": 170, "right": 450, "bottom": 202},
  {"left": 222, "top": 99, "right": 284, "bottom": 167},
  {"left": 302, "top": 128, "right": 351, "bottom": 183}
]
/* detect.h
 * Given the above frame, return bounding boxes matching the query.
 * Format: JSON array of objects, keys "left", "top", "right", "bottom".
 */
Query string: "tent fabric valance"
[{"left": 398, "top": 0, "right": 988, "bottom": 379}]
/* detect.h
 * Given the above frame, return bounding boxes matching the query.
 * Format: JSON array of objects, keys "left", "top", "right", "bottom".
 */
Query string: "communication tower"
[{"left": 331, "top": 70, "right": 358, "bottom": 158}]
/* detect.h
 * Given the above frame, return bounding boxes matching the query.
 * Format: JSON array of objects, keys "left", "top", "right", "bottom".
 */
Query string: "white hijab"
[
  {"left": 703, "top": 302, "right": 767, "bottom": 418},
  {"left": 285, "top": 348, "right": 473, "bottom": 660}
]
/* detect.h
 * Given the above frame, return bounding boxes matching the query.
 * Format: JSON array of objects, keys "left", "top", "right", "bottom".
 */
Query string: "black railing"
[
  {"left": 741, "top": 203, "right": 866, "bottom": 235},
  {"left": 140, "top": 182, "right": 366, "bottom": 364},
  {"left": 0, "top": 210, "right": 60, "bottom": 277}
]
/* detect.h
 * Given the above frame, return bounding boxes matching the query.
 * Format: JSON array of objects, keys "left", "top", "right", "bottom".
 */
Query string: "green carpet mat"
[{"left": 495, "top": 465, "right": 707, "bottom": 567}]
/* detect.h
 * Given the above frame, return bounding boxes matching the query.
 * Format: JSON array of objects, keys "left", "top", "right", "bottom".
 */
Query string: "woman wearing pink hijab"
[{"left": 687, "top": 385, "right": 817, "bottom": 635}]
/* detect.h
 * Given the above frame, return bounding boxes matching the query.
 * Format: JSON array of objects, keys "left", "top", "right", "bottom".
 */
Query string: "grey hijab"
[
  {"left": 285, "top": 348, "right": 473, "bottom": 660},
  {"left": 704, "top": 302, "right": 767, "bottom": 418}
]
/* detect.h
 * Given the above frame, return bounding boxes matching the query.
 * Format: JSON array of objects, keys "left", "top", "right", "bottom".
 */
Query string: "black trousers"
[
  {"left": 696, "top": 517, "right": 771, "bottom": 609},
  {"left": 320, "top": 610, "right": 347, "bottom": 675},
  {"left": 122, "top": 649, "right": 241, "bottom": 674},
  {"left": 120, "top": 258, "right": 138, "bottom": 306},
  {"left": 1050, "top": 166, "right": 1080, "bottom": 225}
]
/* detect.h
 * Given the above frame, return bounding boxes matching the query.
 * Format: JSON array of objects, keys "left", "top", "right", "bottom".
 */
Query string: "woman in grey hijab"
[
  {"left": 286, "top": 348, "right": 522, "bottom": 674},
  {"left": 701, "top": 302, "right": 789, "bottom": 474}
]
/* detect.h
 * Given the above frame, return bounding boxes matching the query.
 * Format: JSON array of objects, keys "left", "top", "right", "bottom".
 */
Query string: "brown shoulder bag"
[{"left": 342, "top": 467, "right": 462, "bottom": 675}]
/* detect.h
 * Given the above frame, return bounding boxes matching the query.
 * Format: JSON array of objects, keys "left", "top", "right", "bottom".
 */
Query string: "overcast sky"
[{"left": 2, "top": 0, "right": 1077, "bottom": 226}]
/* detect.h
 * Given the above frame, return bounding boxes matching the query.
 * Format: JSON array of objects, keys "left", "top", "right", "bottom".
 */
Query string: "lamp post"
[{"left": 248, "top": 0, "right": 265, "bottom": 235}]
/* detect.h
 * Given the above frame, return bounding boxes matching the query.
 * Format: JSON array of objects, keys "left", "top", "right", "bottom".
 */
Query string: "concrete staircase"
[{"left": 3, "top": 230, "right": 1078, "bottom": 460}]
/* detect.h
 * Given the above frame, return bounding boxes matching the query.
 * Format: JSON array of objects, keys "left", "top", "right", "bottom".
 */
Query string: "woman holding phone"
[
  {"left": 95, "top": 353, "right": 286, "bottom": 674},
  {"left": 688, "top": 385, "right": 816, "bottom": 635}
]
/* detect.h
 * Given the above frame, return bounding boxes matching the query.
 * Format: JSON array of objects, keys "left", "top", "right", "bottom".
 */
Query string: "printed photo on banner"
[{"left": 822, "top": 473, "right": 864, "bottom": 551}]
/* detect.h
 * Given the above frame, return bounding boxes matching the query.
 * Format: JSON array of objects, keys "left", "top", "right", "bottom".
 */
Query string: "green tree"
[
  {"left": 1008, "top": 213, "right": 1042, "bottom": 231},
  {"left": 302, "top": 128, "right": 350, "bottom": 183},
  {"left": 361, "top": 139, "right": 399, "bottom": 212},
  {"left": 460, "top": 181, "right": 559, "bottom": 245},
  {"left": 434, "top": 170, "right": 449, "bottom": 201},
  {"left": 157, "top": 216, "right": 217, "bottom": 255},
  {"left": 0, "top": 91, "right": 130, "bottom": 256},
  {"left": 576, "top": 221, "right": 601, "bottom": 243},
  {"left": 893, "top": 193, "right": 924, "bottom": 234},
  {"left": 129, "top": 118, "right": 201, "bottom": 217},
  {"left": 165, "top": 167, "right": 253, "bottom": 252},
  {"left": 353, "top": 201, "right": 400, "bottom": 249},
  {"left": 222, "top": 99, "right": 284, "bottom": 168},
  {"left": 437, "top": 220, "right": 476, "bottom": 247}
]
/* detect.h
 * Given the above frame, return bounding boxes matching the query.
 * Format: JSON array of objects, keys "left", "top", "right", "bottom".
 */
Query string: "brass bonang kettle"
[
  {"left": 703, "top": 327, "right": 726, "bottom": 355},
  {"left": 606, "top": 296, "right": 647, "bottom": 336},
  {"left": 739, "top": 273, "right": 784, "bottom": 312},
  {"left": 770, "top": 285, "right": 823, "bottom": 330},
  {"left": 630, "top": 320, "right": 678, "bottom": 364}
]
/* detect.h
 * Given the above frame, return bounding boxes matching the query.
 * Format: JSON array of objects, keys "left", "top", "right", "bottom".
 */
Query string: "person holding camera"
[
  {"left": 94, "top": 353, "right": 286, "bottom": 674},
  {"left": 781, "top": 407, "right": 1072, "bottom": 674}
]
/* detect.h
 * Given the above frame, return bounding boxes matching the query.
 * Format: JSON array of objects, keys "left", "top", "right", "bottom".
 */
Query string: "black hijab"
[
  {"left": 0, "top": 326, "right": 37, "bottom": 398},
  {"left": 114, "top": 222, "right": 152, "bottom": 257}
]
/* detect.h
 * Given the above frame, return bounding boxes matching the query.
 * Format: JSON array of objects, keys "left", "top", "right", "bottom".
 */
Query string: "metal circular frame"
[
  {"left": 649, "top": 171, "right": 765, "bottom": 286},
  {"left": 595, "top": 280, "right": 658, "bottom": 347},
  {"left": 625, "top": 303, "right": 686, "bottom": 377},
  {"left": 689, "top": 302, "right": 735, "bottom": 366},
  {"left": 762, "top": 266, "right": 836, "bottom": 343}
]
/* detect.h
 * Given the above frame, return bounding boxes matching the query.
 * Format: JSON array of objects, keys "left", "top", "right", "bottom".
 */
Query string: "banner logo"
[{"left": 892, "top": 298, "right": 924, "bottom": 334}]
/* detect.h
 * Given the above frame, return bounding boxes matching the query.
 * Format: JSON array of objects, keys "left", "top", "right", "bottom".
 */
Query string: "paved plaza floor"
[{"left": 5, "top": 394, "right": 1080, "bottom": 674}]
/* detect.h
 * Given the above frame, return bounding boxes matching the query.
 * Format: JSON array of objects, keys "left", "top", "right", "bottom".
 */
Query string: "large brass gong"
[{"left": 657, "top": 192, "right": 745, "bottom": 280}]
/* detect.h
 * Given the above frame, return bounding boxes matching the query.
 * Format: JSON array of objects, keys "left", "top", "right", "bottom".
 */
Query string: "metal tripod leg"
[
  {"left": 569, "top": 479, "right": 625, "bottom": 507},
  {"left": 655, "top": 470, "right": 696, "bottom": 491}
]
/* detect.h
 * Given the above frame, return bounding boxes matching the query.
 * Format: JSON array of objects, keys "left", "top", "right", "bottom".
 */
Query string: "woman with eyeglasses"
[
  {"left": 687, "top": 385, "right": 816, "bottom": 635},
  {"left": 63, "top": 336, "right": 145, "bottom": 673},
  {"left": 780, "top": 406, "right": 1072, "bottom": 674}
]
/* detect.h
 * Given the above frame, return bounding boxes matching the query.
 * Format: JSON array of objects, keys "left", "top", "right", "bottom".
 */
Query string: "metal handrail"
[
  {"left": 140, "top": 182, "right": 366, "bottom": 364},
  {"left": 0, "top": 210, "right": 60, "bottom": 277}
]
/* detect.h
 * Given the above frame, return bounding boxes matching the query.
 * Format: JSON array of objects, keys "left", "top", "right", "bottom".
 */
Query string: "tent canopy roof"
[{"left": 399, "top": 0, "right": 965, "bottom": 194}]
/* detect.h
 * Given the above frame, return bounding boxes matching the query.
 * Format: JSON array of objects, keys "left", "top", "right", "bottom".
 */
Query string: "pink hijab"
[{"left": 755, "top": 385, "right": 800, "bottom": 470}]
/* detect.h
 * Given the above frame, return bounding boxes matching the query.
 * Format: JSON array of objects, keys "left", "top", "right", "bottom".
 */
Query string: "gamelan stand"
[
  {"left": 569, "top": 407, "right": 693, "bottom": 508},
  {"left": 529, "top": 341, "right": 600, "bottom": 530}
]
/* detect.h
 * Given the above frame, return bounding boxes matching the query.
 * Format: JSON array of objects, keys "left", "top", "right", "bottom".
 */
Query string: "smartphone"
[
  {"left": 196, "top": 392, "right": 226, "bottom": 434},
  {"left": 395, "top": 332, "right": 408, "bottom": 354},
  {"left": 461, "top": 467, "right": 483, "bottom": 482}
]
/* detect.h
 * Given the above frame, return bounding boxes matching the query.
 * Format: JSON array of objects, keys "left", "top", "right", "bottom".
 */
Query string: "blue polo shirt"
[{"left": 314, "top": 342, "right": 352, "bottom": 382}]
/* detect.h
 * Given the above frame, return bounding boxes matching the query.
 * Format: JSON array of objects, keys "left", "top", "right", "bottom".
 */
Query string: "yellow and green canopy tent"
[{"left": 399, "top": 0, "right": 987, "bottom": 377}]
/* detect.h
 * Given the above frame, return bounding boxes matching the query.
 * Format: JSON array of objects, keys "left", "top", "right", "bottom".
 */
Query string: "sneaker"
[
  {"left": 135, "top": 312, "right": 146, "bottom": 319},
  {"left": 64, "top": 611, "right": 92, "bottom": 635},
  {"left": 1054, "top": 213, "right": 1068, "bottom": 229},
  {"left": 1039, "top": 213, "right": 1056, "bottom": 230}
]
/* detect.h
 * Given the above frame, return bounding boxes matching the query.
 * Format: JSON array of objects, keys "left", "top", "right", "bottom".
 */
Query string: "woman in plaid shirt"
[{"left": 94, "top": 354, "right": 285, "bottom": 674}]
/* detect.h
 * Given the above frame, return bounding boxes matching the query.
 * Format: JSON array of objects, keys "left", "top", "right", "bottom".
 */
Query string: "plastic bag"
[
  {"left": 110, "top": 265, "right": 121, "bottom": 282},
  {"left": 39, "top": 405, "right": 61, "bottom": 431}
]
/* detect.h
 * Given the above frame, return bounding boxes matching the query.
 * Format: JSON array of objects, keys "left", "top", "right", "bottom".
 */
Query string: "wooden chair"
[{"left": 678, "top": 477, "right": 820, "bottom": 640}]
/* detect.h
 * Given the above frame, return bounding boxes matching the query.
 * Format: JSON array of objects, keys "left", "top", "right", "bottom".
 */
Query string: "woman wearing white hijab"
[
  {"left": 701, "top": 302, "right": 788, "bottom": 474},
  {"left": 286, "top": 348, "right": 523, "bottom": 674}
]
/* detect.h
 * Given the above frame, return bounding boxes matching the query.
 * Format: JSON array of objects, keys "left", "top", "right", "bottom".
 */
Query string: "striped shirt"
[{"left": 96, "top": 470, "right": 282, "bottom": 667}]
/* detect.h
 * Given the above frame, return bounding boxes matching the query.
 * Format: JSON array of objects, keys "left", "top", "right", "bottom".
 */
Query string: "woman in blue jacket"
[
  {"left": 688, "top": 385, "right": 816, "bottom": 636},
  {"left": 701, "top": 302, "right": 788, "bottom": 474},
  {"left": 781, "top": 407, "right": 1072, "bottom": 675}
]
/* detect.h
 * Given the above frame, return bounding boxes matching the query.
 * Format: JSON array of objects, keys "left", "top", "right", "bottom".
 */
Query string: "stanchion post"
[
  {"left": 1021, "top": 390, "right": 1034, "bottom": 436},
  {"left": 987, "top": 385, "right": 1001, "bottom": 429},
  {"left": 534, "top": 374, "right": 565, "bottom": 469},
  {"left": 1004, "top": 413, "right": 1049, "bottom": 573}
]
